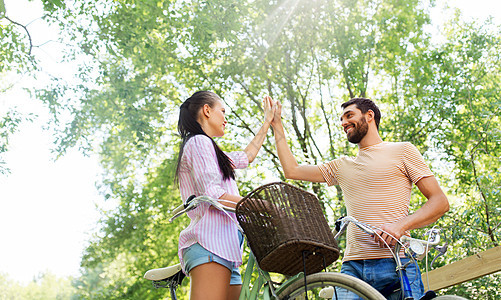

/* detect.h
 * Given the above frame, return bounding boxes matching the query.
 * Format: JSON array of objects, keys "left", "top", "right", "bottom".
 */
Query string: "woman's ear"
[{"left": 202, "top": 104, "right": 211, "bottom": 118}]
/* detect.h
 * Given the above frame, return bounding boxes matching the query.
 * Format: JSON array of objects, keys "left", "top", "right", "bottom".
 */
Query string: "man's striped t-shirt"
[{"left": 318, "top": 141, "right": 434, "bottom": 261}]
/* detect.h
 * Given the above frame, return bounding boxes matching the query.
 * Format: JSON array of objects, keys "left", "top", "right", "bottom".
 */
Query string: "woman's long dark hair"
[{"left": 175, "top": 91, "right": 235, "bottom": 182}]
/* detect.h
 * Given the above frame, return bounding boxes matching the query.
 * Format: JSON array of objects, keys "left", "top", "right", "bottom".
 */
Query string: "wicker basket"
[{"left": 235, "top": 182, "right": 339, "bottom": 276}]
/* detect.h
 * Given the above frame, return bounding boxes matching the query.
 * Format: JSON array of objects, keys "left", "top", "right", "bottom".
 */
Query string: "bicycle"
[
  {"left": 332, "top": 216, "right": 467, "bottom": 300},
  {"left": 144, "top": 182, "right": 464, "bottom": 299},
  {"left": 145, "top": 182, "right": 385, "bottom": 299}
]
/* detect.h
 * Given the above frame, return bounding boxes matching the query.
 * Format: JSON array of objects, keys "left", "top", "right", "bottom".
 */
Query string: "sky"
[
  {"left": 0, "top": 0, "right": 500, "bottom": 285},
  {"left": 0, "top": 0, "right": 102, "bottom": 284}
]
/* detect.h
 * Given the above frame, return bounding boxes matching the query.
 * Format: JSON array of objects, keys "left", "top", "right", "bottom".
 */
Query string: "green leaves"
[
  {"left": 25, "top": 0, "right": 501, "bottom": 298},
  {"left": 0, "top": 0, "right": 5, "bottom": 17},
  {"left": 0, "top": 110, "right": 33, "bottom": 174},
  {"left": 0, "top": 272, "right": 77, "bottom": 299}
]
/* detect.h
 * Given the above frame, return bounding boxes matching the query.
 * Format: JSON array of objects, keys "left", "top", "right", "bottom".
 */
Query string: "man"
[{"left": 271, "top": 97, "right": 449, "bottom": 299}]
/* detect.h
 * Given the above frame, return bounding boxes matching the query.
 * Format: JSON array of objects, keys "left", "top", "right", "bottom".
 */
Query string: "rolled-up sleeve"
[
  {"left": 226, "top": 151, "right": 249, "bottom": 169},
  {"left": 184, "top": 135, "right": 227, "bottom": 199}
]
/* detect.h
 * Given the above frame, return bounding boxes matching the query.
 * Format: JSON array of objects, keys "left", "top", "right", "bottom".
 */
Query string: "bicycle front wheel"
[
  {"left": 435, "top": 296, "right": 469, "bottom": 299},
  {"left": 277, "top": 272, "right": 386, "bottom": 300}
]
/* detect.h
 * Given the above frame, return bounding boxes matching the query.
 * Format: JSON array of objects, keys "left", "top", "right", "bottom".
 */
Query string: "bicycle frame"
[
  {"left": 238, "top": 242, "right": 316, "bottom": 300},
  {"left": 239, "top": 248, "right": 274, "bottom": 299},
  {"left": 393, "top": 240, "right": 421, "bottom": 299},
  {"left": 334, "top": 216, "right": 442, "bottom": 300}
]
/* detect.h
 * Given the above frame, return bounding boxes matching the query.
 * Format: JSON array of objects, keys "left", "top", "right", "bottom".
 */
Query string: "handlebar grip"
[
  {"left": 170, "top": 195, "right": 197, "bottom": 216},
  {"left": 170, "top": 204, "right": 185, "bottom": 216}
]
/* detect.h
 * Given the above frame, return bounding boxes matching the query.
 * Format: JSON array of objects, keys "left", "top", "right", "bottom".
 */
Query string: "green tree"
[
  {"left": 427, "top": 16, "right": 501, "bottom": 299},
  {"left": 0, "top": 272, "right": 77, "bottom": 300},
  {"left": 28, "top": 0, "right": 501, "bottom": 298},
  {"left": 0, "top": 0, "right": 65, "bottom": 173},
  {"left": 0, "top": 109, "right": 26, "bottom": 174}
]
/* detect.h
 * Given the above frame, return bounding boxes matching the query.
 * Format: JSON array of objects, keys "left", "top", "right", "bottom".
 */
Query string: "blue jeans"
[{"left": 335, "top": 258, "right": 424, "bottom": 300}]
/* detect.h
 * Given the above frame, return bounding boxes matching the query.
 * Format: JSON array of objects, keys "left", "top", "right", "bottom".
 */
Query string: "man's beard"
[{"left": 347, "top": 118, "right": 369, "bottom": 144}]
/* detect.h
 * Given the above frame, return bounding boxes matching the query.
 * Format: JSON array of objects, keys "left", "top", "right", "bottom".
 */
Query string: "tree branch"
[
  {"left": 5, "top": 16, "right": 33, "bottom": 55},
  {"left": 470, "top": 150, "right": 498, "bottom": 246}
]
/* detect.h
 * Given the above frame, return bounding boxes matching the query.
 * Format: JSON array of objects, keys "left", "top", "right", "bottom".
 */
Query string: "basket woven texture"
[{"left": 236, "top": 182, "right": 339, "bottom": 276}]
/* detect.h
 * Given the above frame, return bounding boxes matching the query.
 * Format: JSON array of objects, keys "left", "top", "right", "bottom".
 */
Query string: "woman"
[{"left": 175, "top": 91, "right": 275, "bottom": 300}]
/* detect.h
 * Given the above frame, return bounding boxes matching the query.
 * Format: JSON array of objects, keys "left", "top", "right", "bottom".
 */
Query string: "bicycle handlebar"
[
  {"left": 169, "top": 195, "right": 236, "bottom": 223},
  {"left": 334, "top": 216, "right": 441, "bottom": 256}
]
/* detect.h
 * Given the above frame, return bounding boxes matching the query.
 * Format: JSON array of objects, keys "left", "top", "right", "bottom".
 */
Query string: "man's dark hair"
[{"left": 341, "top": 97, "right": 381, "bottom": 130}]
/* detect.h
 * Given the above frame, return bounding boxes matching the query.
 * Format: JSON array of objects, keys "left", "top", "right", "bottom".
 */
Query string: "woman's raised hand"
[
  {"left": 263, "top": 95, "right": 276, "bottom": 125},
  {"left": 244, "top": 96, "right": 277, "bottom": 163}
]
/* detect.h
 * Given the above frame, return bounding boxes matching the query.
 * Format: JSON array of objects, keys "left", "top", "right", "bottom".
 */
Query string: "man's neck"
[{"left": 357, "top": 132, "right": 383, "bottom": 149}]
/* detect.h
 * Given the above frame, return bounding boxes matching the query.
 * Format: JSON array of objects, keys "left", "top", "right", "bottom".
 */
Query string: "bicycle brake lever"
[
  {"left": 430, "top": 252, "right": 444, "bottom": 269},
  {"left": 434, "top": 242, "right": 448, "bottom": 255},
  {"left": 429, "top": 242, "right": 448, "bottom": 268},
  {"left": 334, "top": 218, "right": 343, "bottom": 233},
  {"left": 333, "top": 217, "right": 348, "bottom": 240},
  {"left": 185, "top": 195, "right": 196, "bottom": 205},
  {"left": 169, "top": 197, "right": 200, "bottom": 222}
]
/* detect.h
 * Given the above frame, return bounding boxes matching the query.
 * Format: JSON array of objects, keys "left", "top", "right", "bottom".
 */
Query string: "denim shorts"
[
  {"left": 336, "top": 258, "right": 424, "bottom": 300},
  {"left": 182, "top": 231, "right": 243, "bottom": 285}
]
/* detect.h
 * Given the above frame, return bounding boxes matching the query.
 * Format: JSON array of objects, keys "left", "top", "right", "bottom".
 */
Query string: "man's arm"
[
  {"left": 375, "top": 176, "right": 450, "bottom": 247},
  {"left": 271, "top": 101, "right": 325, "bottom": 183}
]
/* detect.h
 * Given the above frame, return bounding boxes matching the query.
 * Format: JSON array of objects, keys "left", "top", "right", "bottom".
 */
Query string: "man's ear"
[{"left": 366, "top": 109, "right": 375, "bottom": 123}]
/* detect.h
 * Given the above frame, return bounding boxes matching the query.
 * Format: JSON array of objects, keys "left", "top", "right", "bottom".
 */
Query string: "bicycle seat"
[{"left": 144, "top": 263, "right": 182, "bottom": 281}]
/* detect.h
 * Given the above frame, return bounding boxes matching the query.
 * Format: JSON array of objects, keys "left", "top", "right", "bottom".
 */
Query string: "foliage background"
[{"left": 1, "top": 0, "right": 500, "bottom": 298}]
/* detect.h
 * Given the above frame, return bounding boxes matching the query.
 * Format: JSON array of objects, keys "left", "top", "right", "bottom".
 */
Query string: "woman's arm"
[
  {"left": 218, "top": 193, "right": 242, "bottom": 209},
  {"left": 243, "top": 96, "right": 275, "bottom": 163}
]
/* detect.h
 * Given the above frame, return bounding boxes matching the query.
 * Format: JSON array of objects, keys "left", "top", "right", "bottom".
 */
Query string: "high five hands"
[{"left": 262, "top": 95, "right": 282, "bottom": 127}]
